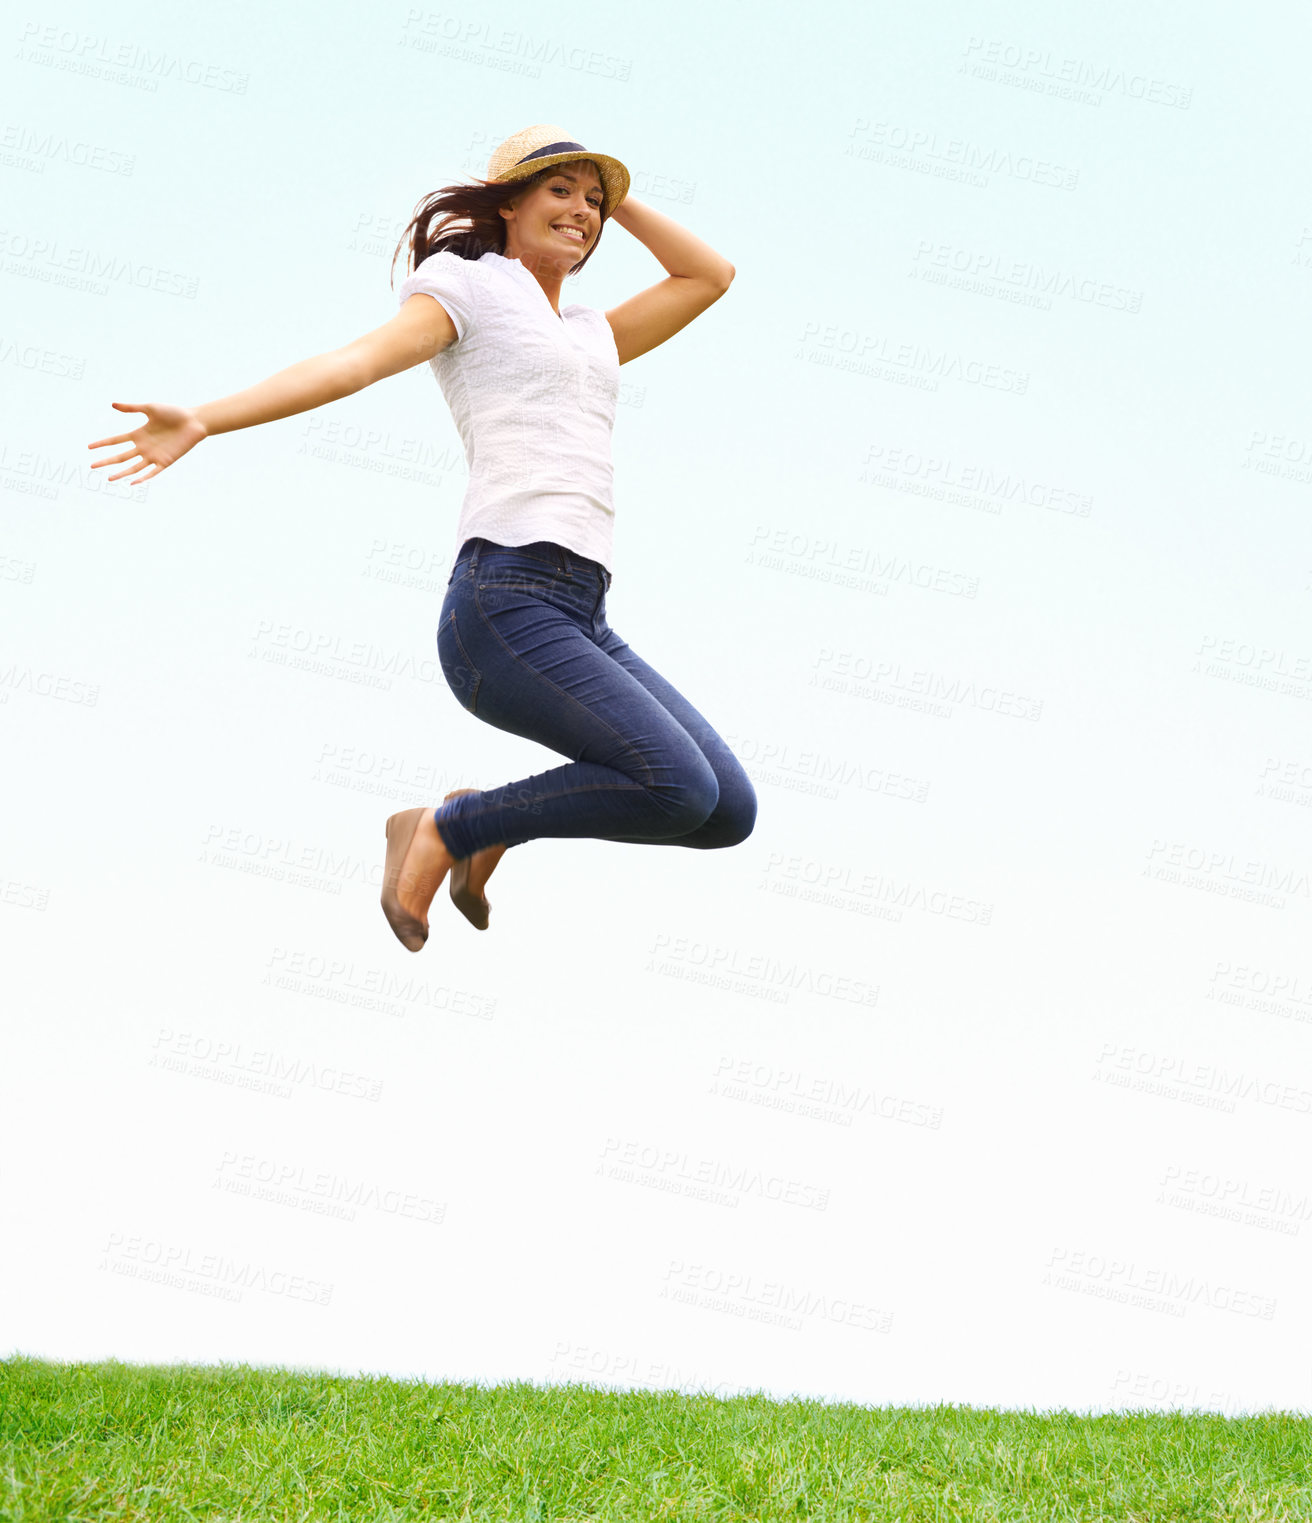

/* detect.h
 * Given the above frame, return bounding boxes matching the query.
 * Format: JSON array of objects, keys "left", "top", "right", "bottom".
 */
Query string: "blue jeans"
[{"left": 431, "top": 537, "right": 757, "bottom": 860}]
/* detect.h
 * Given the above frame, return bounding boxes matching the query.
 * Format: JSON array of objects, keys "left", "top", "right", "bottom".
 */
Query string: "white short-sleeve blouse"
[{"left": 397, "top": 249, "right": 621, "bottom": 575}]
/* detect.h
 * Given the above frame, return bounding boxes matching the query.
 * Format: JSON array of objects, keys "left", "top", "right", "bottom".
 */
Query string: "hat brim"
[{"left": 495, "top": 152, "right": 630, "bottom": 218}]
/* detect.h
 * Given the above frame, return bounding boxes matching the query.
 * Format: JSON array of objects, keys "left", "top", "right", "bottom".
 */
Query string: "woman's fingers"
[
  {"left": 107, "top": 455, "right": 145, "bottom": 482},
  {"left": 88, "top": 405, "right": 148, "bottom": 452},
  {"left": 91, "top": 446, "right": 143, "bottom": 469}
]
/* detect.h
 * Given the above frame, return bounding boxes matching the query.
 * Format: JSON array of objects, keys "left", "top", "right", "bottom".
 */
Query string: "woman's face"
[{"left": 501, "top": 159, "right": 605, "bottom": 270}]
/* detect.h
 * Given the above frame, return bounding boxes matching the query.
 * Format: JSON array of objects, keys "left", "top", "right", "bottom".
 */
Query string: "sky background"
[{"left": 3, "top": 0, "right": 1311, "bottom": 1416}]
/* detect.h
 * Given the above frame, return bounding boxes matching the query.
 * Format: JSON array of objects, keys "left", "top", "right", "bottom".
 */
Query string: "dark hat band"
[{"left": 516, "top": 140, "right": 588, "bottom": 165}]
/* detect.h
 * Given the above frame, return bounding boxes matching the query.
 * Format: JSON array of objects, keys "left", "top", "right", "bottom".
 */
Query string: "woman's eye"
[{"left": 554, "top": 185, "right": 602, "bottom": 207}]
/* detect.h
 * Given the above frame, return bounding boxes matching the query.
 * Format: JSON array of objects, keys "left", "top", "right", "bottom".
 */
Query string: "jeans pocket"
[{"left": 437, "top": 607, "right": 482, "bottom": 714}]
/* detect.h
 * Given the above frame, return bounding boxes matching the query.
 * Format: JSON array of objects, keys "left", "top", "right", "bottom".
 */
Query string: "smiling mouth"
[{"left": 551, "top": 225, "right": 586, "bottom": 242}]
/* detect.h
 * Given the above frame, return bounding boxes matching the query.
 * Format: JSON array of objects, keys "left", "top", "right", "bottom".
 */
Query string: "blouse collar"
[{"left": 484, "top": 250, "right": 566, "bottom": 322}]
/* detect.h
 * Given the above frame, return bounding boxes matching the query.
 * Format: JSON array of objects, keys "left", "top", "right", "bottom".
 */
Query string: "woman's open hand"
[{"left": 87, "top": 401, "right": 207, "bottom": 485}]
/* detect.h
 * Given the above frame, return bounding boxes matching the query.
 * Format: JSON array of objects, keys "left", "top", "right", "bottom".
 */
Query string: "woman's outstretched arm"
[{"left": 86, "top": 294, "right": 458, "bottom": 485}]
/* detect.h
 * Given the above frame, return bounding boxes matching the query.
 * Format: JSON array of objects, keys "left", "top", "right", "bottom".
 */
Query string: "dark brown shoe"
[{"left": 444, "top": 788, "right": 493, "bottom": 931}]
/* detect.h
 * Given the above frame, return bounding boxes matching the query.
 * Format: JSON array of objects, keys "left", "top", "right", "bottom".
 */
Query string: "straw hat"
[{"left": 486, "top": 125, "right": 630, "bottom": 217}]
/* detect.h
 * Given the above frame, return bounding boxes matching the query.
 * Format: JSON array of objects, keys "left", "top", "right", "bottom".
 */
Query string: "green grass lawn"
[{"left": 2, "top": 1355, "right": 1309, "bottom": 1521}]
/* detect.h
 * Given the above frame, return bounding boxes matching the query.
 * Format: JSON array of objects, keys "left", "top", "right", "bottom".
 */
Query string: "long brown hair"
[{"left": 391, "top": 159, "right": 608, "bottom": 287}]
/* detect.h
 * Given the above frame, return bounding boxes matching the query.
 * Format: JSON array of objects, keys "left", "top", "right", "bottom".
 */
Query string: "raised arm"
[
  {"left": 603, "top": 196, "right": 735, "bottom": 366},
  {"left": 86, "top": 294, "right": 459, "bottom": 485}
]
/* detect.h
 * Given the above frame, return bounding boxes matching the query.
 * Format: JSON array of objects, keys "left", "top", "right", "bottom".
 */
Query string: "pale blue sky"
[{"left": 3, "top": 0, "right": 1311, "bottom": 1414}]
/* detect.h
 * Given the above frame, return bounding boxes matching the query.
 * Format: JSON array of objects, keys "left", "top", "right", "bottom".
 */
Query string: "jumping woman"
[{"left": 87, "top": 124, "right": 757, "bottom": 952}]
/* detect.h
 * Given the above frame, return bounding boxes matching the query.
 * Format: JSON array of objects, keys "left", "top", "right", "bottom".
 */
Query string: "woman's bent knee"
[
  {"left": 665, "top": 774, "right": 756, "bottom": 850},
  {"left": 657, "top": 761, "right": 720, "bottom": 836},
  {"left": 705, "top": 783, "right": 757, "bottom": 848}
]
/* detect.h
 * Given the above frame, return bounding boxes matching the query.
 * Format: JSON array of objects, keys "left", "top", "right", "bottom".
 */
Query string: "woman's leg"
[
  {"left": 432, "top": 541, "right": 723, "bottom": 861},
  {"left": 590, "top": 620, "right": 757, "bottom": 850},
  {"left": 441, "top": 623, "right": 757, "bottom": 924}
]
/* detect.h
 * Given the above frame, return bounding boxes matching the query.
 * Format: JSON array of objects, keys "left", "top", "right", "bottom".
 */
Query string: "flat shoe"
[
  {"left": 449, "top": 857, "right": 490, "bottom": 931},
  {"left": 381, "top": 807, "right": 431, "bottom": 952},
  {"left": 444, "top": 789, "right": 491, "bottom": 931}
]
